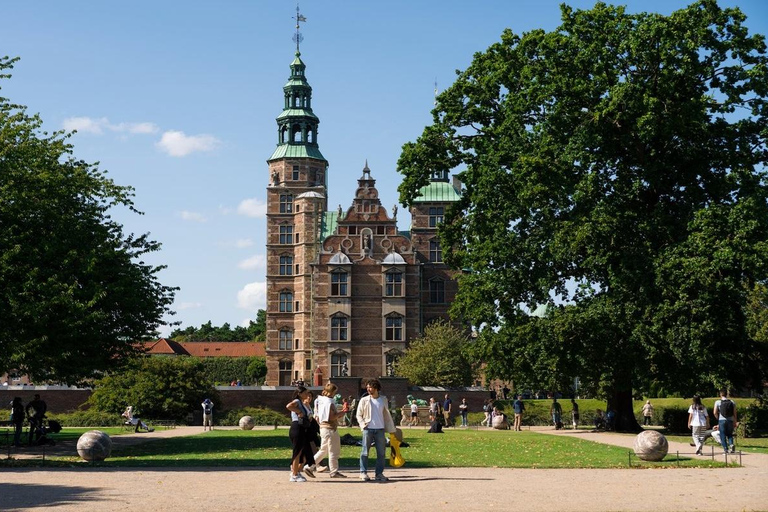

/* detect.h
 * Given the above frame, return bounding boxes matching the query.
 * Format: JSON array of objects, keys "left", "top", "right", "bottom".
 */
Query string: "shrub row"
[{"left": 215, "top": 407, "right": 291, "bottom": 427}]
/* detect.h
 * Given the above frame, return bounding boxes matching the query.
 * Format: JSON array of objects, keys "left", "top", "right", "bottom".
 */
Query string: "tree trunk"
[{"left": 606, "top": 375, "right": 641, "bottom": 433}]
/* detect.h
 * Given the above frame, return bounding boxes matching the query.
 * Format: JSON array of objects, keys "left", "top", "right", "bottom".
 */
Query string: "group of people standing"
[
  {"left": 8, "top": 394, "right": 47, "bottom": 446},
  {"left": 286, "top": 379, "right": 397, "bottom": 483}
]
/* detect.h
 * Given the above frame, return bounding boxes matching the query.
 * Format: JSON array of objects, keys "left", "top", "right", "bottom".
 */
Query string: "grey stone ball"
[
  {"left": 633, "top": 430, "right": 669, "bottom": 461},
  {"left": 492, "top": 415, "right": 509, "bottom": 430},
  {"left": 239, "top": 415, "right": 255, "bottom": 430},
  {"left": 77, "top": 430, "right": 112, "bottom": 461}
]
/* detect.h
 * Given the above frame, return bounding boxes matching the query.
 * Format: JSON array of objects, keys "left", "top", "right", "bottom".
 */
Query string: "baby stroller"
[{"left": 29, "top": 416, "right": 62, "bottom": 446}]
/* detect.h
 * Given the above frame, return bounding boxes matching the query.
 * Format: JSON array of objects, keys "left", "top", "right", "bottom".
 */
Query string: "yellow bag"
[{"left": 389, "top": 432, "right": 405, "bottom": 467}]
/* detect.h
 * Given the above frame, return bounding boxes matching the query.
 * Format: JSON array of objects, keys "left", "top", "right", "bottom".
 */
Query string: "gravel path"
[{"left": 1, "top": 426, "right": 766, "bottom": 512}]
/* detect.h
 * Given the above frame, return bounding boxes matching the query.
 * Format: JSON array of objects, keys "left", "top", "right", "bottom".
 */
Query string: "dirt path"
[{"left": 1, "top": 426, "right": 766, "bottom": 512}]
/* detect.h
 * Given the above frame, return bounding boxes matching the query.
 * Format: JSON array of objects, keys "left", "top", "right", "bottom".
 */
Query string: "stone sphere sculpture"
[
  {"left": 492, "top": 415, "right": 509, "bottom": 430},
  {"left": 633, "top": 430, "right": 669, "bottom": 461},
  {"left": 239, "top": 415, "right": 255, "bottom": 430},
  {"left": 77, "top": 430, "right": 112, "bottom": 461}
]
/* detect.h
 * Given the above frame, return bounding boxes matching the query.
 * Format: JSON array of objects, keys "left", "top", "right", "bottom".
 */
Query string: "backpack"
[
  {"left": 719, "top": 399, "right": 734, "bottom": 418},
  {"left": 204, "top": 404, "right": 212, "bottom": 414}
]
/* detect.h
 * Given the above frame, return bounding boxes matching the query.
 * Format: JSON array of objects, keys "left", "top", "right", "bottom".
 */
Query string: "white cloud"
[
  {"left": 179, "top": 210, "right": 207, "bottom": 223},
  {"left": 62, "top": 116, "right": 158, "bottom": 135},
  {"left": 240, "top": 318, "right": 254, "bottom": 327},
  {"left": 238, "top": 254, "right": 266, "bottom": 270},
  {"left": 156, "top": 130, "right": 220, "bottom": 157},
  {"left": 237, "top": 281, "right": 267, "bottom": 311},
  {"left": 237, "top": 198, "right": 267, "bottom": 218},
  {"left": 235, "top": 238, "right": 254, "bottom": 248},
  {"left": 177, "top": 302, "right": 203, "bottom": 310}
]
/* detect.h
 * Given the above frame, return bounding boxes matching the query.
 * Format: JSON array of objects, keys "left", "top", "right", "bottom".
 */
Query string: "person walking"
[
  {"left": 286, "top": 386, "right": 314, "bottom": 482},
  {"left": 642, "top": 400, "right": 654, "bottom": 426},
  {"left": 481, "top": 399, "right": 492, "bottom": 427},
  {"left": 550, "top": 398, "right": 563, "bottom": 429},
  {"left": 201, "top": 398, "right": 214, "bottom": 431},
  {"left": 459, "top": 398, "right": 469, "bottom": 427},
  {"left": 10, "top": 397, "right": 24, "bottom": 447},
  {"left": 356, "top": 379, "right": 396, "bottom": 482},
  {"left": 713, "top": 388, "right": 738, "bottom": 454},
  {"left": 512, "top": 395, "right": 525, "bottom": 431},
  {"left": 312, "top": 382, "right": 346, "bottom": 478},
  {"left": 571, "top": 398, "right": 580, "bottom": 429},
  {"left": 687, "top": 395, "right": 709, "bottom": 455},
  {"left": 410, "top": 400, "right": 420, "bottom": 426}
]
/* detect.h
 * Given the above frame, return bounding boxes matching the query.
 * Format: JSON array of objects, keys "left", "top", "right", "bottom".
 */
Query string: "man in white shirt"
[{"left": 355, "top": 379, "right": 396, "bottom": 482}]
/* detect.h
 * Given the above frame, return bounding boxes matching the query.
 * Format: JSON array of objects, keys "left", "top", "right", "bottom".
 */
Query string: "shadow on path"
[{"left": 0, "top": 482, "right": 107, "bottom": 509}]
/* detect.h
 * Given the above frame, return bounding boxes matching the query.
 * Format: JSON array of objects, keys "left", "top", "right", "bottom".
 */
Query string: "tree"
[
  {"left": 0, "top": 57, "right": 176, "bottom": 384},
  {"left": 88, "top": 357, "right": 217, "bottom": 421},
  {"left": 398, "top": 1, "right": 768, "bottom": 430},
  {"left": 169, "top": 312, "right": 266, "bottom": 342},
  {"left": 394, "top": 320, "right": 477, "bottom": 387},
  {"left": 199, "top": 356, "right": 267, "bottom": 385}
]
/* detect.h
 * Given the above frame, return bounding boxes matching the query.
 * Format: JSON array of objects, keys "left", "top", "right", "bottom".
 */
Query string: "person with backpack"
[
  {"left": 512, "top": 395, "right": 525, "bottom": 431},
  {"left": 201, "top": 398, "right": 214, "bottom": 431},
  {"left": 713, "top": 388, "right": 738, "bottom": 454},
  {"left": 550, "top": 398, "right": 563, "bottom": 429}
]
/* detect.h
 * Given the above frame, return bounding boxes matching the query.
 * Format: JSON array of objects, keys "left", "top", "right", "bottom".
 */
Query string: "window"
[
  {"left": 305, "top": 359, "right": 312, "bottom": 371},
  {"left": 279, "top": 225, "right": 293, "bottom": 244},
  {"left": 429, "top": 240, "right": 442, "bottom": 262},
  {"left": 377, "top": 226, "right": 385, "bottom": 235},
  {"left": 296, "top": 233, "right": 300, "bottom": 244},
  {"left": 331, "top": 315, "right": 348, "bottom": 341},
  {"left": 385, "top": 271, "right": 403, "bottom": 296},
  {"left": 429, "top": 279, "right": 445, "bottom": 303},
  {"left": 295, "top": 301, "right": 300, "bottom": 311},
  {"left": 348, "top": 226, "right": 358, "bottom": 235},
  {"left": 279, "top": 329, "right": 293, "bottom": 350},
  {"left": 292, "top": 165, "right": 300, "bottom": 181},
  {"left": 330, "top": 352, "right": 348, "bottom": 378},
  {"left": 279, "top": 255, "right": 293, "bottom": 275},
  {"left": 429, "top": 207, "right": 444, "bottom": 227},
  {"left": 279, "top": 194, "right": 293, "bottom": 213},
  {"left": 279, "top": 360, "right": 293, "bottom": 386},
  {"left": 385, "top": 315, "right": 403, "bottom": 341},
  {"left": 330, "top": 271, "right": 348, "bottom": 296},
  {"left": 279, "top": 291, "right": 293, "bottom": 312}
]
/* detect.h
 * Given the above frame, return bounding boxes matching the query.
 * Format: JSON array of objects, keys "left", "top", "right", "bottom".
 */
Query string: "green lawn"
[
  {"left": 665, "top": 434, "right": 768, "bottom": 454},
  {"left": 15, "top": 427, "right": 729, "bottom": 469}
]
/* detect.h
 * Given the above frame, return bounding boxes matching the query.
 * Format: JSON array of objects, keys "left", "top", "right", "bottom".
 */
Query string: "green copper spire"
[{"left": 268, "top": 6, "right": 326, "bottom": 162}]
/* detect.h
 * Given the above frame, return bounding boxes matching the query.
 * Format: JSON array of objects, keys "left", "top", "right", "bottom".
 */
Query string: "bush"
[
  {"left": 217, "top": 407, "right": 291, "bottom": 427},
  {"left": 738, "top": 394, "right": 768, "bottom": 437},
  {"left": 49, "top": 410, "right": 125, "bottom": 427},
  {"left": 88, "top": 357, "right": 218, "bottom": 421}
]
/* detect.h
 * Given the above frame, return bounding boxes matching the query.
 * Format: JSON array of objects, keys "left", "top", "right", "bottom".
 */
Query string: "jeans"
[
  {"left": 315, "top": 427, "right": 341, "bottom": 474},
  {"left": 359, "top": 428, "right": 386, "bottom": 476},
  {"left": 718, "top": 418, "right": 734, "bottom": 452}
]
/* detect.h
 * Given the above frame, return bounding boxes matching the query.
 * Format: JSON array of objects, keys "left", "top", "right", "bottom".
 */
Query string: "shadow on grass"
[{"left": 0, "top": 482, "right": 106, "bottom": 509}]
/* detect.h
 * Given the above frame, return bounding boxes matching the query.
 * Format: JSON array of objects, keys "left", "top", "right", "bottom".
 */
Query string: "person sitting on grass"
[{"left": 122, "top": 406, "right": 154, "bottom": 433}]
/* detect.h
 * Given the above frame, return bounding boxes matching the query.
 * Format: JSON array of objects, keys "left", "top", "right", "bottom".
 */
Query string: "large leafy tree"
[
  {"left": 398, "top": 1, "right": 768, "bottom": 430},
  {"left": 394, "top": 320, "right": 477, "bottom": 387},
  {"left": 0, "top": 57, "right": 176, "bottom": 384}
]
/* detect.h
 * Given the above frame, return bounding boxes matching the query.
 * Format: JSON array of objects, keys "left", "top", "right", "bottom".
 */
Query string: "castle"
[{"left": 264, "top": 29, "right": 461, "bottom": 386}]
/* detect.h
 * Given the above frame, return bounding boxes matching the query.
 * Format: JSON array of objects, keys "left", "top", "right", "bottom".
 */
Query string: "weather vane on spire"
[{"left": 293, "top": 4, "right": 307, "bottom": 54}]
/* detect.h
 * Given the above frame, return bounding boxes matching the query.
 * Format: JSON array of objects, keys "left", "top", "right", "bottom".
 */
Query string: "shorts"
[{"left": 411, "top": 412, "right": 418, "bottom": 417}]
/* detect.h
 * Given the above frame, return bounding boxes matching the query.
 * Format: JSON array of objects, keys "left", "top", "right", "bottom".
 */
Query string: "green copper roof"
[
  {"left": 268, "top": 144, "right": 327, "bottom": 162},
  {"left": 276, "top": 108, "right": 318, "bottom": 121},
  {"left": 320, "top": 211, "right": 339, "bottom": 240},
  {"left": 412, "top": 181, "right": 462, "bottom": 203}
]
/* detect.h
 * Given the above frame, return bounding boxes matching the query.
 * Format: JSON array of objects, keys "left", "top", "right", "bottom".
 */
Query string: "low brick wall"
[{"left": 0, "top": 386, "right": 92, "bottom": 413}]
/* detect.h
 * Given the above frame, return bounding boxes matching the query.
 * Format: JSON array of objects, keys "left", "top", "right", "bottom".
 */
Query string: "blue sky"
[{"left": 3, "top": 0, "right": 766, "bottom": 336}]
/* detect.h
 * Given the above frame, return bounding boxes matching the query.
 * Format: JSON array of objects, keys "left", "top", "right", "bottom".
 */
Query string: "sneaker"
[
  {"left": 147, "top": 428, "right": 155, "bottom": 433},
  {"left": 302, "top": 465, "right": 315, "bottom": 478},
  {"left": 359, "top": 473, "right": 370, "bottom": 481},
  {"left": 329, "top": 472, "right": 347, "bottom": 478},
  {"left": 374, "top": 474, "right": 389, "bottom": 482},
  {"left": 289, "top": 474, "right": 306, "bottom": 482},
  {"left": 730, "top": 446, "right": 736, "bottom": 453},
  {"left": 316, "top": 465, "right": 329, "bottom": 473}
]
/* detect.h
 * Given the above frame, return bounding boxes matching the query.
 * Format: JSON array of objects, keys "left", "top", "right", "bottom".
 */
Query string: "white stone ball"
[
  {"left": 239, "top": 415, "right": 255, "bottom": 430},
  {"left": 633, "top": 430, "right": 669, "bottom": 461},
  {"left": 77, "top": 430, "right": 112, "bottom": 461},
  {"left": 492, "top": 415, "right": 509, "bottom": 430}
]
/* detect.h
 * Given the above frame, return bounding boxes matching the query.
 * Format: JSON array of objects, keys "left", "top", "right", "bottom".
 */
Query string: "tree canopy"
[
  {"left": 398, "top": 1, "right": 768, "bottom": 429},
  {"left": 170, "top": 311, "right": 266, "bottom": 342},
  {"left": 0, "top": 56, "right": 176, "bottom": 384},
  {"left": 394, "top": 319, "right": 477, "bottom": 387}
]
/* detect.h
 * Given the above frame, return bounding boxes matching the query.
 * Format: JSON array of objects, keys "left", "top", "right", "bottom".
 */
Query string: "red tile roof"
[{"left": 144, "top": 339, "right": 265, "bottom": 358}]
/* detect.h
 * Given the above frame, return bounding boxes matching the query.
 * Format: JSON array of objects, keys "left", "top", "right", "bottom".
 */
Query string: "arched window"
[
  {"left": 292, "top": 124, "right": 302, "bottom": 142},
  {"left": 385, "top": 270, "right": 403, "bottom": 296},
  {"left": 279, "top": 329, "right": 293, "bottom": 350},
  {"left": 330, "top": 314, "right": 348, "bottom": 341},
  {"left": 279, "top": 291, "right": 293, "bottom": 312},
  {"left": 385, "top": 314, "right": 403, "bottom": 341}
]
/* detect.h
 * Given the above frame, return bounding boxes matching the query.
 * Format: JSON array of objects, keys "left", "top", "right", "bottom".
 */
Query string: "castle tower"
[{"left": 265, "top": 11, "right": 328, "bottom": 386}]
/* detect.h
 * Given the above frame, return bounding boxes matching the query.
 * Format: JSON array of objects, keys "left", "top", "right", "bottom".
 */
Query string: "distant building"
[
  {"left": 144, "top": 339, "right": 266, "bottom": 358},
  {"left": 264, "top": 43, "right": 462, "bottom": 386}
]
